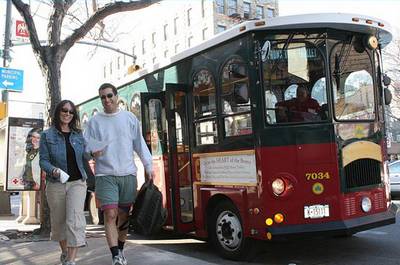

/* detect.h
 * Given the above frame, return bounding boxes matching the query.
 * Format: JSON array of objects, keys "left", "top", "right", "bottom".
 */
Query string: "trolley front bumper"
[{"left": 266, "top": 203, "right": 398, "bottom": 238}]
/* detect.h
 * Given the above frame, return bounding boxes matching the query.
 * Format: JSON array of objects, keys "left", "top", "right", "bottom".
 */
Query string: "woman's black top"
[{"left": 62, "top": 132, "right": 82, "bottom": 181}]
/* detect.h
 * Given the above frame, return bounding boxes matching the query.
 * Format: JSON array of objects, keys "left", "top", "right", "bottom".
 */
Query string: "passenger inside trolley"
[{"left": 276, "top": 84, "right": 321, "bottom": 122}]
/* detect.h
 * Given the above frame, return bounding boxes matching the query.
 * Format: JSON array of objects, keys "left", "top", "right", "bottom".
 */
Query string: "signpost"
[
  {"left": 15, "top": 20, "right": 29, "bottom": 38},
  {"left": 15, "top": 20, "right": 30, "bottom": 43},
  {"left": 0, "top": 67, "right": 24, "bottom": 92}
]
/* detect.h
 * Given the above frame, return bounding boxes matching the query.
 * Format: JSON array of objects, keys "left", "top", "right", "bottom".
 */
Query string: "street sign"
[
  {"left": 15, "top": 20, "right": 29, "bottom": 38},
  {"left": 0, "top": 67, "right": 24, "bottom": 92}
]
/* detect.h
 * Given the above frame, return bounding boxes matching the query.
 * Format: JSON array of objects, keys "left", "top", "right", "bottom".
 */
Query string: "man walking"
[{"left": 84, "top": 83, "right": 154, "bottom": 265}]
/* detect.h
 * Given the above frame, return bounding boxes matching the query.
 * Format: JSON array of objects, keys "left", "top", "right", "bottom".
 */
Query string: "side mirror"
[
  {"left": 383, "top": 74, "right": 391, "bottom": 87},
  {"left": 384, "top": 87, "right": 392, "bottom": 105},
  {"left": 261, "top": 41, "right": 271, "bottom": 62}
]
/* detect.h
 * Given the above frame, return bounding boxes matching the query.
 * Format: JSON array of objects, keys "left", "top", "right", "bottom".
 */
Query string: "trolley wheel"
[{"left": 208, "top": 200, "right": 252, "bottom": 260}]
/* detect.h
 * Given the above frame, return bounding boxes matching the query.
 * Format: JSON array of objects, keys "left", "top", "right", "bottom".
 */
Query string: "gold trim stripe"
[
  {"left": 192, "top": 149, "right": 255, "bottom": 158},
  {"left": 342, "top": 140, "right": 382, "bottom": 167},
  {"left": 193, "top": 181, "right": 257, "bottom": 187}
]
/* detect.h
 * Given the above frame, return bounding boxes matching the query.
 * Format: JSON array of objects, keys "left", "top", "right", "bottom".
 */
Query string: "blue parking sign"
[{"left": 0, "top": 67, "right": 24, "bottom": 92}]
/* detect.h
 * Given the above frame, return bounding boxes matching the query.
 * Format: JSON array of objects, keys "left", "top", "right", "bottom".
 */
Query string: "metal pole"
[
  {"left": 0, "top": 0, "right": 12, "bottom": 216},
  {"left": 2, "top": 0, "right": 12, "bottom": 102}
]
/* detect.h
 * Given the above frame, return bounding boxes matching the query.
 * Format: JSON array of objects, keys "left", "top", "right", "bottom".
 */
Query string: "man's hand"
[{"left": 146, "top": 170, "right": 156, "bottom": 181}]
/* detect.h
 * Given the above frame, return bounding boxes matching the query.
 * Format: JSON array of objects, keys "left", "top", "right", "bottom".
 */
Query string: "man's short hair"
[
  {"left": 98, "top": 83, "right": 117, "bottom": 95},
  {"left": 296, "top": 84, "right": 309, "bottom": 96}
]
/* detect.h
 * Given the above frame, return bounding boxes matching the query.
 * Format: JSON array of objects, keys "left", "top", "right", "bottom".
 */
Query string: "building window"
[
  {"left": 132, "top": 46, "right": 135, "bottom": 57},
  {"left": 187, "top": 8, "right": 192, "bottom": 26},
  {"left": 174, "top": 17, "right": 178, "bottom": 35},
  {"left": 142, "top": 39, "right": 146, "bottom": 54},
  {"left": 163, "top": 24, "right": 168, "bottom": 41},
  {"left": 175, "top": 44, "right": 180, "bottom": 53},
  {"left": 142, "top": 63, "right": 146, "bottom": 69},
  {"left": 216, "top": 0, "right": 224, "bottom": 14},
  {"left": 164, "top": 50, "right": 169, "bottom": 58},
  {"left": 256, "top": 5, "right": 264, "bottom": 19},
  {"left": 103, "top": 65, "right": 107, "bottom": 79},
  {"left": 123, "top": 55, "right": 126, "bottom": 66},
  {"left": 202, "top": 27, "right": 208, "bottom": 40},
  {"left": 227, "top": 0, "right": 237, "bottom": 16},
  {"left": 243, "top": 2, "right": 251, "bottom": 19},
  {"left": 117, "top": 56, "right": 120, "bottom": 70},
  {"left": 217, "top": 24, "right": 226, "bottom": 33},
  {"left": 201, "top": 0, "right": 205, "bottom": 17},
  {"left": 188, "top": 36, "right": 193, "bottom": 47},
  {"left": 109, "top": 62, "right": 113, "bottom": 75},
  {"left": 267, "top": 8, "right": 274, "bottom": 18},
  {"left": 152, "top": 32, "right": 156, "bottom": 47},
  {"left": 152, "top": 57, "right": 157, "bottom": 64}
]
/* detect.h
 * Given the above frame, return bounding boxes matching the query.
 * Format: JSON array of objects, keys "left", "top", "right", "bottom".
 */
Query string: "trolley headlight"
[
  {"left": 361, "top": 197, "right": 372, "bottom": 212},
  {"left": 271, "top": 178, "right": 285, "bottom": 196}
]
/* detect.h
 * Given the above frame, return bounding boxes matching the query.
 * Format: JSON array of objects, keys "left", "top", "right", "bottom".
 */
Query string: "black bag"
[{"left": 130, "top": 179, "right": 167, "bottom": 236}]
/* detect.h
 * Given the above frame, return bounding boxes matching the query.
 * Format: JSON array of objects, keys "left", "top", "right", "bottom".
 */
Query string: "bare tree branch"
[
  {"left": 62, "top": 0, "right": 161, "bottom": 52},
  {"left": 47, "top": 1, "right": 67, "bottom": 46},
  {"left": 11, "top": 0, "right": 44, "bottom": 60}
]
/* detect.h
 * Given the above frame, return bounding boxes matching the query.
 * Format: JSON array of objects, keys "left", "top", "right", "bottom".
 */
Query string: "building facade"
[{"left": 102, "top": 0, "right": 279, "bottom": 85}]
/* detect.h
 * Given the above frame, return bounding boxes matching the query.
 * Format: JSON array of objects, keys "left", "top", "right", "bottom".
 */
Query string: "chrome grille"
[
  {"left": 344, "top": 197, "right": 356, "bottom": 216},
  {"left": 344, "top": 159, "right": 382, "bottom": 189}
]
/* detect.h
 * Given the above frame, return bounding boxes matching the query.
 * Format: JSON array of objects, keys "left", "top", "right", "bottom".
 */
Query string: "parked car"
[{"left": 389, "top": 160, "right": 400, "bottom": 199}]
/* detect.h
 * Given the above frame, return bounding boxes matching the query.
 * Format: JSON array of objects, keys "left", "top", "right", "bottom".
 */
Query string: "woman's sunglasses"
[
  {"left": 101, "top": 93, "right": 114, "bottom": 100},
  {"left": 61, "top": 108, "right": 74, "bottom": 115}
]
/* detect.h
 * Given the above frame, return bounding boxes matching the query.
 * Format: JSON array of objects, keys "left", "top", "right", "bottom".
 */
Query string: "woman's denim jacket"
[{"left": 39, "top": 126, "right": 89, "bottom": 183}]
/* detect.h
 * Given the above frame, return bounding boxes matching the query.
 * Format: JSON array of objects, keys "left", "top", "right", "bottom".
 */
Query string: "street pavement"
[
  {"left": 0, "top": 217, "right": 216, "bottom": 265},
  {"left": 0, "top": 194, "right": 215, "bottom": 265}
]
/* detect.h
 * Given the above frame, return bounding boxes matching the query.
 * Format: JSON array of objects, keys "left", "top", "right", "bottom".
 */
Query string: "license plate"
[{"left": 304, "top": 204, "right": 330, "bottom": 219}]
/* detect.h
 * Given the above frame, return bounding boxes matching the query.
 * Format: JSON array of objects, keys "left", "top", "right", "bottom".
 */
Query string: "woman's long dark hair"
[
  {"left": 52, "top": 100, "right": 81, "bottom": 132},
  {"left": 25, "top": 127, "right": 41, "bottom": 152}
]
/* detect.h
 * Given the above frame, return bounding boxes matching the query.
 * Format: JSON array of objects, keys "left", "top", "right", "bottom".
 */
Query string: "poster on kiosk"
[{"left": 4, "top": 117, "right": 44, "bottom": 191}]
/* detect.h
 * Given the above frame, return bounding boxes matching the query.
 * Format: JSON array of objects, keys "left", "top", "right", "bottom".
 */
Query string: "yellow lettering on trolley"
[{"left": 305, "top": 172, "right": 330, "bottom": 181}]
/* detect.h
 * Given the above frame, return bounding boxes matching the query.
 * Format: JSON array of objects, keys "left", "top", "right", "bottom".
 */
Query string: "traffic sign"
[
  {"left": 0, "top": 67, "right": 24, "bottom": 92},
  {"left": 16, "top": 20, "right": 29, "bottom": 38}
]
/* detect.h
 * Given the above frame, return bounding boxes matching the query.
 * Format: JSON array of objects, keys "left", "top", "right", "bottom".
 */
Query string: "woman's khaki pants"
[{"left": 46, "top": 180, "right": 87, "bottom": 247}]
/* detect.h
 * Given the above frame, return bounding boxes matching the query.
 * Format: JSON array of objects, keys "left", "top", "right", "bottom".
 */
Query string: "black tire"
[{"left": 208, "top": 200, "right": 252, "bottom": 260}]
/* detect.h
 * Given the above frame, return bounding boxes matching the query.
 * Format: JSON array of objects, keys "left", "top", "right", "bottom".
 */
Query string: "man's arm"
[
  {"left": 131, "top": 115, "right": 154, "bottom": 180},
  {"left": 83, "top": 119, "right": 104, "bottom": 159}
]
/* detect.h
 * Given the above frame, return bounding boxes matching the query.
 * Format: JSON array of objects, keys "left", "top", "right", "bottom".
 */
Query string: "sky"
[{"left": 1, "top": 0, "right": 399, "bottom": 115}]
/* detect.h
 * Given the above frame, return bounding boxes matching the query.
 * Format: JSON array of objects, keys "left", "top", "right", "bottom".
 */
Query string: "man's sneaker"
[
  {"left": 112, "top": 255, "right": 126, "bottom": 265},
  {"left": 64, "top": 261, "right": 76, "bottom": 265},
  {"left": 118, "top": 249, "right": 128, "bottom": 265},
  {"left": 60, "top": 252, "right": 67, "bottom": 264}
]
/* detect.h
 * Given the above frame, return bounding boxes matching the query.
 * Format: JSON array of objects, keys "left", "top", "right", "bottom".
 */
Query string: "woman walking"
[{"left": 40, "top": 100, "right": 90, "bottom": 265}]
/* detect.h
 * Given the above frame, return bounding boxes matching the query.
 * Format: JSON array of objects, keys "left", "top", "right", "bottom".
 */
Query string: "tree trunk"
[{"left": 35, "top": 48, "right": 62, "bottom": 237}]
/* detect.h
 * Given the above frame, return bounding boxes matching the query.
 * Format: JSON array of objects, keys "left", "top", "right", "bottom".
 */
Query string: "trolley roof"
[
  {"left": 78, "top": 13, "right": 392, "bottom": 106},
  {"left": 172, "top": 13, "right": 392, "bottom": 62}
]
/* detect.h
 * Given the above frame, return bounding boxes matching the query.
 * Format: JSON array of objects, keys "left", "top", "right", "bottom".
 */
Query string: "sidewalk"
[{"left": 0, "top": 215, "right": 216, "bottom": 265}]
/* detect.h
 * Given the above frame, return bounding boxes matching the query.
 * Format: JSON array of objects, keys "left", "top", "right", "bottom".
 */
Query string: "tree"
[
  {"left": 382, "top": 38, "right": 400, "bottom": 153},
  {"left": 383, "top": 39, "right": 400, "bottom": 117},
  {"left": 11, "top": 0, "right": 161, "bottom": 236}
]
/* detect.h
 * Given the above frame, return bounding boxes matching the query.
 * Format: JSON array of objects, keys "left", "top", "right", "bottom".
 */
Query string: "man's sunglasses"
[
  {"left": 101, "top": 93, "right": 114, "bottom": 100},
  {"left": 61, "top": 108, "right": 74, "bottom": 115}
]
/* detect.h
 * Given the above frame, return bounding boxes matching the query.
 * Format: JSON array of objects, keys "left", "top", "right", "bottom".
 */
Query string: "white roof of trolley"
[
  {"left": 115, "top": 13, "right": 392, "bottom": 92},
  {"left": 171, "top": 13, "right": 392, "bottom": 63}
]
